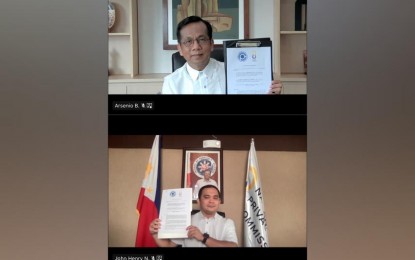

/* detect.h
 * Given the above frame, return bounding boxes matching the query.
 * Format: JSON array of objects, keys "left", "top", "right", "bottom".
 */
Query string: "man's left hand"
[{"left": 268, "top": 80, "right": 283, "bottom": 94}]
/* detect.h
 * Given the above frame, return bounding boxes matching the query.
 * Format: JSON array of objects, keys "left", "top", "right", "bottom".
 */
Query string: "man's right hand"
[{"left": 149, "top": 218, "right": 161, "bottom": 235}]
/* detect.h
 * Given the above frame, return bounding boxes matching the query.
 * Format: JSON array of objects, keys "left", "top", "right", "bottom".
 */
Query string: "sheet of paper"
[
  {"left": 158, "top": 188, "right": 192, "bottom": 239},
  {"left": 226, "top": 46, "right": 272, "bottom": 94}
]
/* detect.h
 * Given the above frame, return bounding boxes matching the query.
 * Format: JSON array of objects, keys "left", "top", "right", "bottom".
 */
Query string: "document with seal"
[
  {"left": 158, "top": 188, "right": 192, "bottom": 239},
  {"left": 224, "top": 39, "right": 273, "bottom": 94}
]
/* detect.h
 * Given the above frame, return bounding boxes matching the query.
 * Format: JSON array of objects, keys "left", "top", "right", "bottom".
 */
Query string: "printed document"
[
  {"left": 226, "top": 46, "right": 272, "bottom": 94},
  {"left": 158, "top": 188, "right": 192, "bottom": 239}
]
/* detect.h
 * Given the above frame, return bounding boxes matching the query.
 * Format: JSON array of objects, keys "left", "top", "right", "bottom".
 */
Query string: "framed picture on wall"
[
  {"left": 163, "top": 0, "right": 250, "bottom": 50},
  {"left": 182, "top": 148, "right": 223, "bottom": 203}
]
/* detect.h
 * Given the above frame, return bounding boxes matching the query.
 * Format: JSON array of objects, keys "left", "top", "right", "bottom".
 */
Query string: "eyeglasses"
[{"left": 181, "top": 37, "right": 211, "bottom": 47}]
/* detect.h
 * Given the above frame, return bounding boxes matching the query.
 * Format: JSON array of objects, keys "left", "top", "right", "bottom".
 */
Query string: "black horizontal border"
[
  {"left": 108, "top": 94, "right": 307, "bottom": 115},
  {"left": 108, "top": 115, "right": 306, "bottom": 135},
  {"left": 109, "top": 247, "right": 306, "bottom": 260}
]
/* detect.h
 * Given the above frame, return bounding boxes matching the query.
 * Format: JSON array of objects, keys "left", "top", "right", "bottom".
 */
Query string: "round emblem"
[
  {"left": 193, "top": 156, "right": 216, "bottom": 178},
  {"left": 169, "top": 190, "right": 176, "bottom": 197},
  {"left": 238, "top": 51, "right": 248, "bottom": 62}
]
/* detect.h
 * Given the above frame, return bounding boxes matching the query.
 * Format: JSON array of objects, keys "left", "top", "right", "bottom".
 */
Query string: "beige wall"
[
  {"left": 138, "top": 0, "right": 276, "bottom": 73},
  {"left": 109, "top": 148, "right": 306, "bottom": 247}
]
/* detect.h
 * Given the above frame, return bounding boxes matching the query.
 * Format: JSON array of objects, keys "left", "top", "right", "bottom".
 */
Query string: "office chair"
[{"left": 171, "top": 48, "right": 225, "bottom": 72}]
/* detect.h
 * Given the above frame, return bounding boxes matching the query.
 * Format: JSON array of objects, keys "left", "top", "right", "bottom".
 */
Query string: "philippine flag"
[{"left": 135, "top": 135, "right": 161, "bottom": 247}]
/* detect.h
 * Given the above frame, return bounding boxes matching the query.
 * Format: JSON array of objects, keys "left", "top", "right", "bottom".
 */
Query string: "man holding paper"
[
  {"left": 149, "top": 185, "right": 238, "bottom": 247},
  {"left": 161, "top": 16, "right": 282, "bottom": 95}
]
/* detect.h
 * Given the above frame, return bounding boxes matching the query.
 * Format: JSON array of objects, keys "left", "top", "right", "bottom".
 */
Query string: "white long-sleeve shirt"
[
  {"left": 172, "top": 211, "right": 238, "bottom": 247},
  {"left": 162, "top": 59, "right": 226, "bottom": 94}
]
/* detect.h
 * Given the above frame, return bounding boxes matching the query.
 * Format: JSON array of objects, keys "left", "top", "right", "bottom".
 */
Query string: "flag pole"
[{"left": 155, "top": 135, "right": 162, "bottom": 211}]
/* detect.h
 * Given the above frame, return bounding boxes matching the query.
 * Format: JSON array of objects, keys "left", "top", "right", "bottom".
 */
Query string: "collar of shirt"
[
  {"left": 185, "top": 59, "right": 216, "bottom": 81},
  {"left": 194, "top": 211, "right": 220, "bottom": 222},
  {"left": 186, "top": 63, "right": 200, "bottom": 81}
]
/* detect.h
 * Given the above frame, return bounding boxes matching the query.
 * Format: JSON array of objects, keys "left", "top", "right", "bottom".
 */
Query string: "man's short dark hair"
[
  {"left": 198, "top": 184, "right": 221, "bottom": 201},
  {"left": 176, "top": 16, "right": 213, "bottom": 43}
]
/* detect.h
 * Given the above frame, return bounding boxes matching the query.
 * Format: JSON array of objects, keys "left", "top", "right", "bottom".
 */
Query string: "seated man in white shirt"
[
  {"left": 162, "top": 15, "right": 283, "bottom": 94},
  {"left": 149, "top": 185, "right": 238, "bottom": 247}
]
